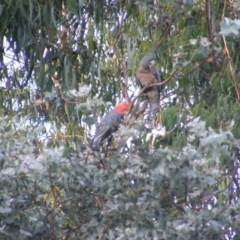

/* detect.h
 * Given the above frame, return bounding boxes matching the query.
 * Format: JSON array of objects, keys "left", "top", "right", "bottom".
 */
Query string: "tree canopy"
[{"left": 1, "top": 0, "right": 240, "bottom": 239}]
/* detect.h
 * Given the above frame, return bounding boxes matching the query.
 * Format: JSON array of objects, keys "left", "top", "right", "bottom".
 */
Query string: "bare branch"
[
  {"left": 205, "top": 0, "right": 221, "bottom": 72},
  {"left": 221, "top": 0, "right": 240, "bottom": 104},
  {"left": 154, "top": 17, "right": 174, "bottom": 51}
]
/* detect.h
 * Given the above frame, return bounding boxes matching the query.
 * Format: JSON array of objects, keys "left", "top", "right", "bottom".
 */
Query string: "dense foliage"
[{"left": 1, "top": 0, "right": 240, "bottom": 239}]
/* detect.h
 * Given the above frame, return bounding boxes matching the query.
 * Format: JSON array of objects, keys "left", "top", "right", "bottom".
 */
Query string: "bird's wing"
[
  {"left": 152, "top": 67, "right": 161, "bottom": 83},
  {"left": 96, "top": 111, "right": 122, "bottom": 134},
  {"left": 151, "top": 66, "right": 162, "bottom": 95},
  {"left": 136, "top": 67, "right": 156, "bottom": 87},
  {"left": 91, "top": 111, "right": 123, "bottom": 148}
]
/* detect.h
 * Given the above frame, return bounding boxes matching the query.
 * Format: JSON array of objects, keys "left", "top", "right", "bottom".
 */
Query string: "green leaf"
[
  {"left": 0, "top": 4, "right": 3, "bottom": 17},
  {"left": 162, "top": 106, "right": 179, "bottom": 131},
  {"left": 20, "top": 229, "right": 33, "bottom": 237}
]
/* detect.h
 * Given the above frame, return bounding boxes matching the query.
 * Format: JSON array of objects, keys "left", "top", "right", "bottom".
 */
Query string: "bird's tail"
[
  {"left": 90, "top": 137, "right": 101, "bottom": 150},
  {"left": 147, "top": 87, "right": 160, "bottom": 111}
]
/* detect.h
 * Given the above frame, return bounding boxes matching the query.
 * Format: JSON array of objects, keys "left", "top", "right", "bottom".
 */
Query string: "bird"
[
  {"left": 91, "top": 101, "right": 131, "bottom": 150},
  {"left": 136, "top": 50, "right": 161, "bottom": 111}
]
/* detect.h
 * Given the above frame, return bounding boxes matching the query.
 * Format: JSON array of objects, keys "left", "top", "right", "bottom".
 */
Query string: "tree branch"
[
  {"left": 154, "top": 17, "right": 174, "bottom": 51},
  {"left": 221, "top": 0, "right": 240, "bottom": 104},
  {"left": 205, "top": 0, "right": 221, "bottom": 72}
]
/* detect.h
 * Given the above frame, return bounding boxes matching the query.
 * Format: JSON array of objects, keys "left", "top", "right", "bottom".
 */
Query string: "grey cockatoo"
[
  {"left": 136, "top": 50, "right": 162, "bottom": 111},
  {"left": 91, "top": 101, "right": 131, "bottom": 149}
]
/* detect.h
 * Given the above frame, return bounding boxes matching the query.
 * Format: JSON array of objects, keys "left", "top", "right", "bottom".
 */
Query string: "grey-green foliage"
[
  {"left": 1, "top": 0, "right": 240, "bottom": 239},
  {"left": 220, "top": 18, "right": 240, "bottom": 36},
  {"left": 0, "top": 116, "right": 238, "bottom": 239}
]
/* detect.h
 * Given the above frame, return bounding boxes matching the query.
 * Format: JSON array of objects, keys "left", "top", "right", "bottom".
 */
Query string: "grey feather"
[
  {"left": 136, "top": 50, "right": 162, "bottom": 111},
  {"left": 139, "top": 50, "right": 156, "bottom": 69},
  {"left": 91, "top": 110, "right": 123, "bottom": 149}
]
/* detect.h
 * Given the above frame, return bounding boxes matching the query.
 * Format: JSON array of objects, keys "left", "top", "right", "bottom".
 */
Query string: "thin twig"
[
  {"left": 22, "top": 178, "right": 54, "bottom": 239},
  {"left": 180, "top": 59, "right": 206, "bottom": 77},
  {"left": 99, "top": 225, "right": 109, "bottom": 240},
  {"left": 154, "top": 17, "right": 174, "bottom": 51},
  {"left": 49, "top": 172, "right": 58, "bottom": 240},
  {"left": 221, "top": 0, "right": 240, "bottom": 104},
  {"left": 164, "top": 189, "right": 185, "bottom": 213},
  {"left": 84, "top": 188, "right": 108, "bottom": 198}
]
